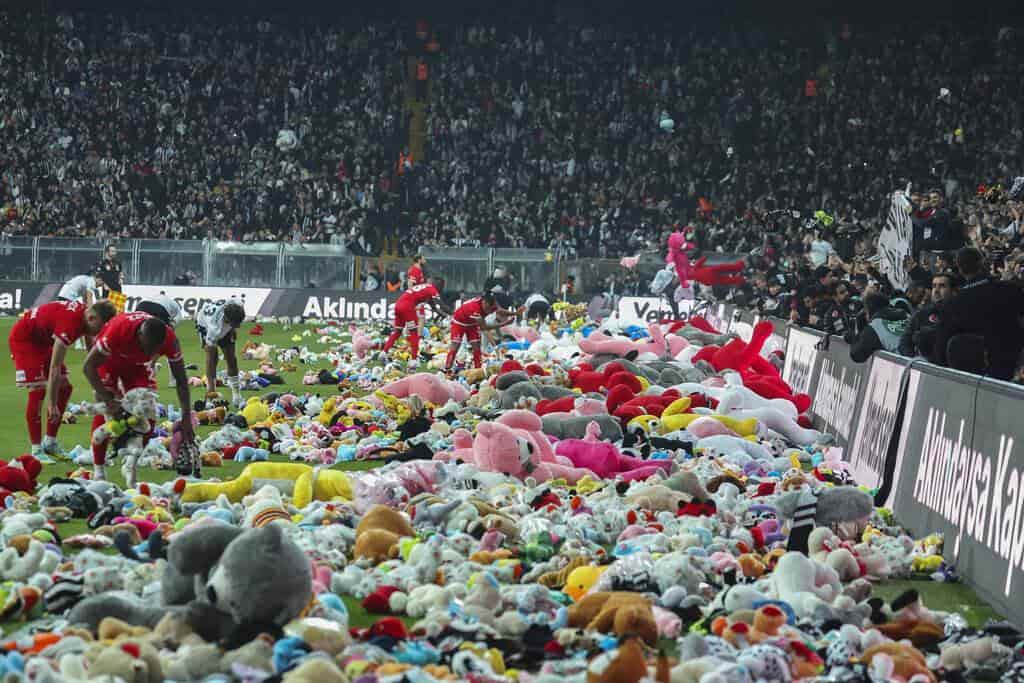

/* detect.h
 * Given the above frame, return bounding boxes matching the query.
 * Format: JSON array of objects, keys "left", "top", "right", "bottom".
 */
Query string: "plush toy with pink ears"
[
  {"left": 472, "top": 417, "right": 594, "bottom": 483},
  {"left": 554, "top": 421, "right": 671, "bottom": 482}
]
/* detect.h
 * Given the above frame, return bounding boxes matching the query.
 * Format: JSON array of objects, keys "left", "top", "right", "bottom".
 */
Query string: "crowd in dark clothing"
[
  {"left": 0, "top": 12, "right": 406, "bottom": 249},
  {"left": 1, "top": 9, "right": 1023, "bottom": 379},
  {"left": 2, "top": 11, "right": 1023, "bottom": 263}
]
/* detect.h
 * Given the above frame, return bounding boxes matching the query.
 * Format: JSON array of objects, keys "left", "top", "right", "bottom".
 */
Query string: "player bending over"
[
  {"left": 444, "top": 293, "right": 513, "bottom": 373},
  {"left": 83, "top": 312, "right": 192, "bottom": 480},
  {"left": 382, "top": 278, "right": 450, "bottom": 366},
  {"left": 196, "top": 300, "right": 246, "bottom": 407},
  {"left": 56, "top": 272, "right": 104, "bottom": 307},
  {"left": 136, "top": 294, "right": 185, "bottom": 386},
  {"left": 9, "top": 300, "right": 117, "bottom": 459}
]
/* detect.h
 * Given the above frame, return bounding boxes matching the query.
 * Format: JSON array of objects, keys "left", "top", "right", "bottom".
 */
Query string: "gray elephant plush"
[
  {"left": 67, "top": 522, "right": 312, "bottom": 648},
  {"left": 541, "top": 413, "right": 623, "bottom": 441},
  {"left": 495, "top": 370, "right": 574, "bottom": 410}
]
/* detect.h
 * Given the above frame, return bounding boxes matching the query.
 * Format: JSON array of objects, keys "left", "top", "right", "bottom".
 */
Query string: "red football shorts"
[
  {"left": 393, "top": 303, "right": 420, "bottom": 331},
  {"left": 99, "top": 362, "right": 157, "bottom": 396},
  {"left": 10, "top": 341, "right": 62, "bottom": 389},
  {"left": 451, "top": 322, "right": 481, "bottom": 344}
]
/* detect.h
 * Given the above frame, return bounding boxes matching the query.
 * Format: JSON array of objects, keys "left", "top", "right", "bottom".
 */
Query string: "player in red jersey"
[
  {"left": 406, "top": 254, "right": 426, "bottom": 287},
  {"left": 8, "top": 300, "right": 117, "bottom": 459},
  {"left": 382, "top": 278, "right": 450, "bottom": 364},
  {"left": 83, "top": 312, "right": 193, "bottom": 480},
  {"left": 444, "top": 293, "right": 513, "bottom": 373},
  {"left": 406, "top": 255, "right": 429, "bottom": 333}
]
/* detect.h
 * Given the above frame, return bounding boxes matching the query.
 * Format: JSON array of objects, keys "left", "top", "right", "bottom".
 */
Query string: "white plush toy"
[{"left": 88, "top": 388, "right": 160, "bottom": 488}]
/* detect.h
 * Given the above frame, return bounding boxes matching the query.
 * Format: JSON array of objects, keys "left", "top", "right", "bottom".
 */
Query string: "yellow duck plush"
[
  {"left": 317, "top": 397, "right": 338, "bottom": 426},
  {"left": 563, "top": 565, "right": 608, "bottom": 602},
  {"left": 241, "top": 398, "right": 270, "bottom": 427}
]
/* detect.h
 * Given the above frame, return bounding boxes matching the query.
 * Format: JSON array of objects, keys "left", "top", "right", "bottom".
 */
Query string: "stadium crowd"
[{"left": 1, "top": 9, "right": 1023, "bottom": 379}]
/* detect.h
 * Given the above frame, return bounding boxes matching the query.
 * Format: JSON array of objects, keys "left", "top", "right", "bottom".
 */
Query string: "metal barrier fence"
[{"left": 3, "top": 237, "right": 744, "bottom": 296}]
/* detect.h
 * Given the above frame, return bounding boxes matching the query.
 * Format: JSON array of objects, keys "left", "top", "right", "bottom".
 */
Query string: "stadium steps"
[{"left": 406, "top": 98, "right": 427, "bottom": 162}]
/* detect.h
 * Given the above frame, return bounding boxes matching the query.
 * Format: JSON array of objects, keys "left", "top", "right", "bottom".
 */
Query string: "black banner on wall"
[
  {"left": 0, "top": 281, "right": 47, "bottom": 313},
  {"left": 260, "top": 289, "right": 400, "bottom": 321},
  {"left": 892, "top": 368, "right": 1024, "bottom": 625}
]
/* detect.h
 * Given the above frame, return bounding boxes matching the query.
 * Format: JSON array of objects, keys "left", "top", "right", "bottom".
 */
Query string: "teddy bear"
[
  {"left": 353, "top": 504, "right": 415, "bottom": 564},
  {"left": 808, "top": 527, "right": 862, "bottom": 582},
  {"left": 564, "top": 591, "right": 659, "bottom": 646},
  {"left": 467, "top": 412, "right": 595, "bottom": 484},
  {"left": 0, "top": 455, "right": 43, "bottom": 505},
  {"left": 67, "top": 523, "right": 313, "bottom": 649},
  {"left": 494, "top": 370, "right": 575, "bottom": 410},
  {"left": 771, "top": 551, "right": 843, "bottom": 620},
  {"left": 939, "top": 636, "right": 1013, "bottom": 673},
  {"left": 858, "top": 641, "right": 937, "bottom": 683}
]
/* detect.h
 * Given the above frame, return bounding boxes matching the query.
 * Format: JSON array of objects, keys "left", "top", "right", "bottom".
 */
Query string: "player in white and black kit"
[
  {"left": 524, "top": 292, "right": 553, "bottom": 322},
  {"left": 136, "top": 294, "right": 184, "bottom": 328},
  {"left": 56, "top": 273, "right": 104, "bottom": 306},
  {"left": 135, "top": 294, "right": 186, "bottom": 385},
  {"left": 195, "top": 299, "right": 246, "bottom": 406}
]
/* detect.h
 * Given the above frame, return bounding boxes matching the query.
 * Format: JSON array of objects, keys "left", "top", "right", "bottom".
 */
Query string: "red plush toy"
[
  {"left": 0, "top": 455, "right": 42, "bottom": 500},
  {"left": 362, "top": 585, "right": 402, "bottom": 613},
  {"left": 690, "top": 255, "right": 746, "bottom": 287},
  {"left": 500, "top": 360, "right": 525, "bottom": 374},
  {"left": 568, "top": 361, "right": 627, "bottom": 395},
  {"left": 535, "top": 396, "right": 576, "bottom": 416},
  {"left": 606, "top": 385, "right": 681, "bottom": 422},
  {"left": 708, "top": 320, "right": 773, "bottom": 373}
]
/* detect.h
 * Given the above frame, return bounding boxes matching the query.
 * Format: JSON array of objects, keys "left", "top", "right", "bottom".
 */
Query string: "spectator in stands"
[
  {"left": 900, "top": 272, "right": 959, "bottom": 359},
  {"left": 933, "top": 247, "right": 1024, "bottom": 380},
  {"left": 912, "top": 190, "right": 955, "bottom": 257},
  {"left": 849, "top": 293, "right": 910, "bottom": 363}
]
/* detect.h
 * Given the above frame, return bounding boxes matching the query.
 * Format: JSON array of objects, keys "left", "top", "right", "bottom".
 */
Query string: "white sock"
[
  {"left": 30, "top": 444, "right": 42, "bottom": 455},
  {"left": 42, "top": 436, "right": 57, "bottom": 447},
  {"left": 226, "top": 375, "right": 241, "bottom": 402},
  {"left": 93, "top": 464, "right": 106, "bottom": 480}
]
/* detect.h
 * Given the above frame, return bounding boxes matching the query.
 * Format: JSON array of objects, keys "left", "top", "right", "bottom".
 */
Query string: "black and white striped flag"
[{"left": 877, "top": 186, "right": 913, "bottom": 292}]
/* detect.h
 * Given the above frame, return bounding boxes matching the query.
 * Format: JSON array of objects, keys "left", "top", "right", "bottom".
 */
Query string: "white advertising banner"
[
  {"left": 121, "top": 285, "right": 272, "bottom": 319},
  {"left": 782, "top": 328, "right": 819, "bottom": 396},
  {"left": 847, "top": 355, "right": 908, "bottom": 497}
]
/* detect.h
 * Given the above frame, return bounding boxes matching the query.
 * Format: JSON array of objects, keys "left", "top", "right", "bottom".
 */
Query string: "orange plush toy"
[
  {"left": 859, "top": 641, "right": 936, "bottom": 683},
  {"left": 567, "top": 592, "right": 659, "bottom": 646}
]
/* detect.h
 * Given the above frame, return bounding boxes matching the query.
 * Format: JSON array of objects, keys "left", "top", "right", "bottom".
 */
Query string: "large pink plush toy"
[
  {"left": 667, "top": 230, "right": 746, "bottom": 288},
  {"left": 667, "top": 232, "right": 696, "bottom": 288},
  {"left": 555, "top": 422, "right": 671, "bottom": 482},
  {"left": 579, "top": 323, "right": 688, "bottom": 360},
  {"left": 499, "top": 324, "right": 541, "bottom": 343},
  {"left": 472, "top": 417, "right": 594, "bottom": 483},
  {"left": 380, "top": 372, "right": 470, "bottom": 405}
]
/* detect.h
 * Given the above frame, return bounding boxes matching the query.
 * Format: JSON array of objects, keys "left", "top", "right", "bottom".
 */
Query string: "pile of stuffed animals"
[{"left": 0, "top": 311, "right": 1020, "bottom": 683}]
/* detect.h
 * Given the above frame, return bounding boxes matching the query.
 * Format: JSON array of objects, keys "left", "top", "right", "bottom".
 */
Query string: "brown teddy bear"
[
  {"left": 587, "top": 636, "right": 650, "bottom": 683},
  {"left": 859, "top": 642, "right": 936, "bottom": 683},
  {"left": 567, "top": 592, "right": 659, "bottom": 646},
  {"left": 354, "top": 505, "right": 416, "bottom": 563}
]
